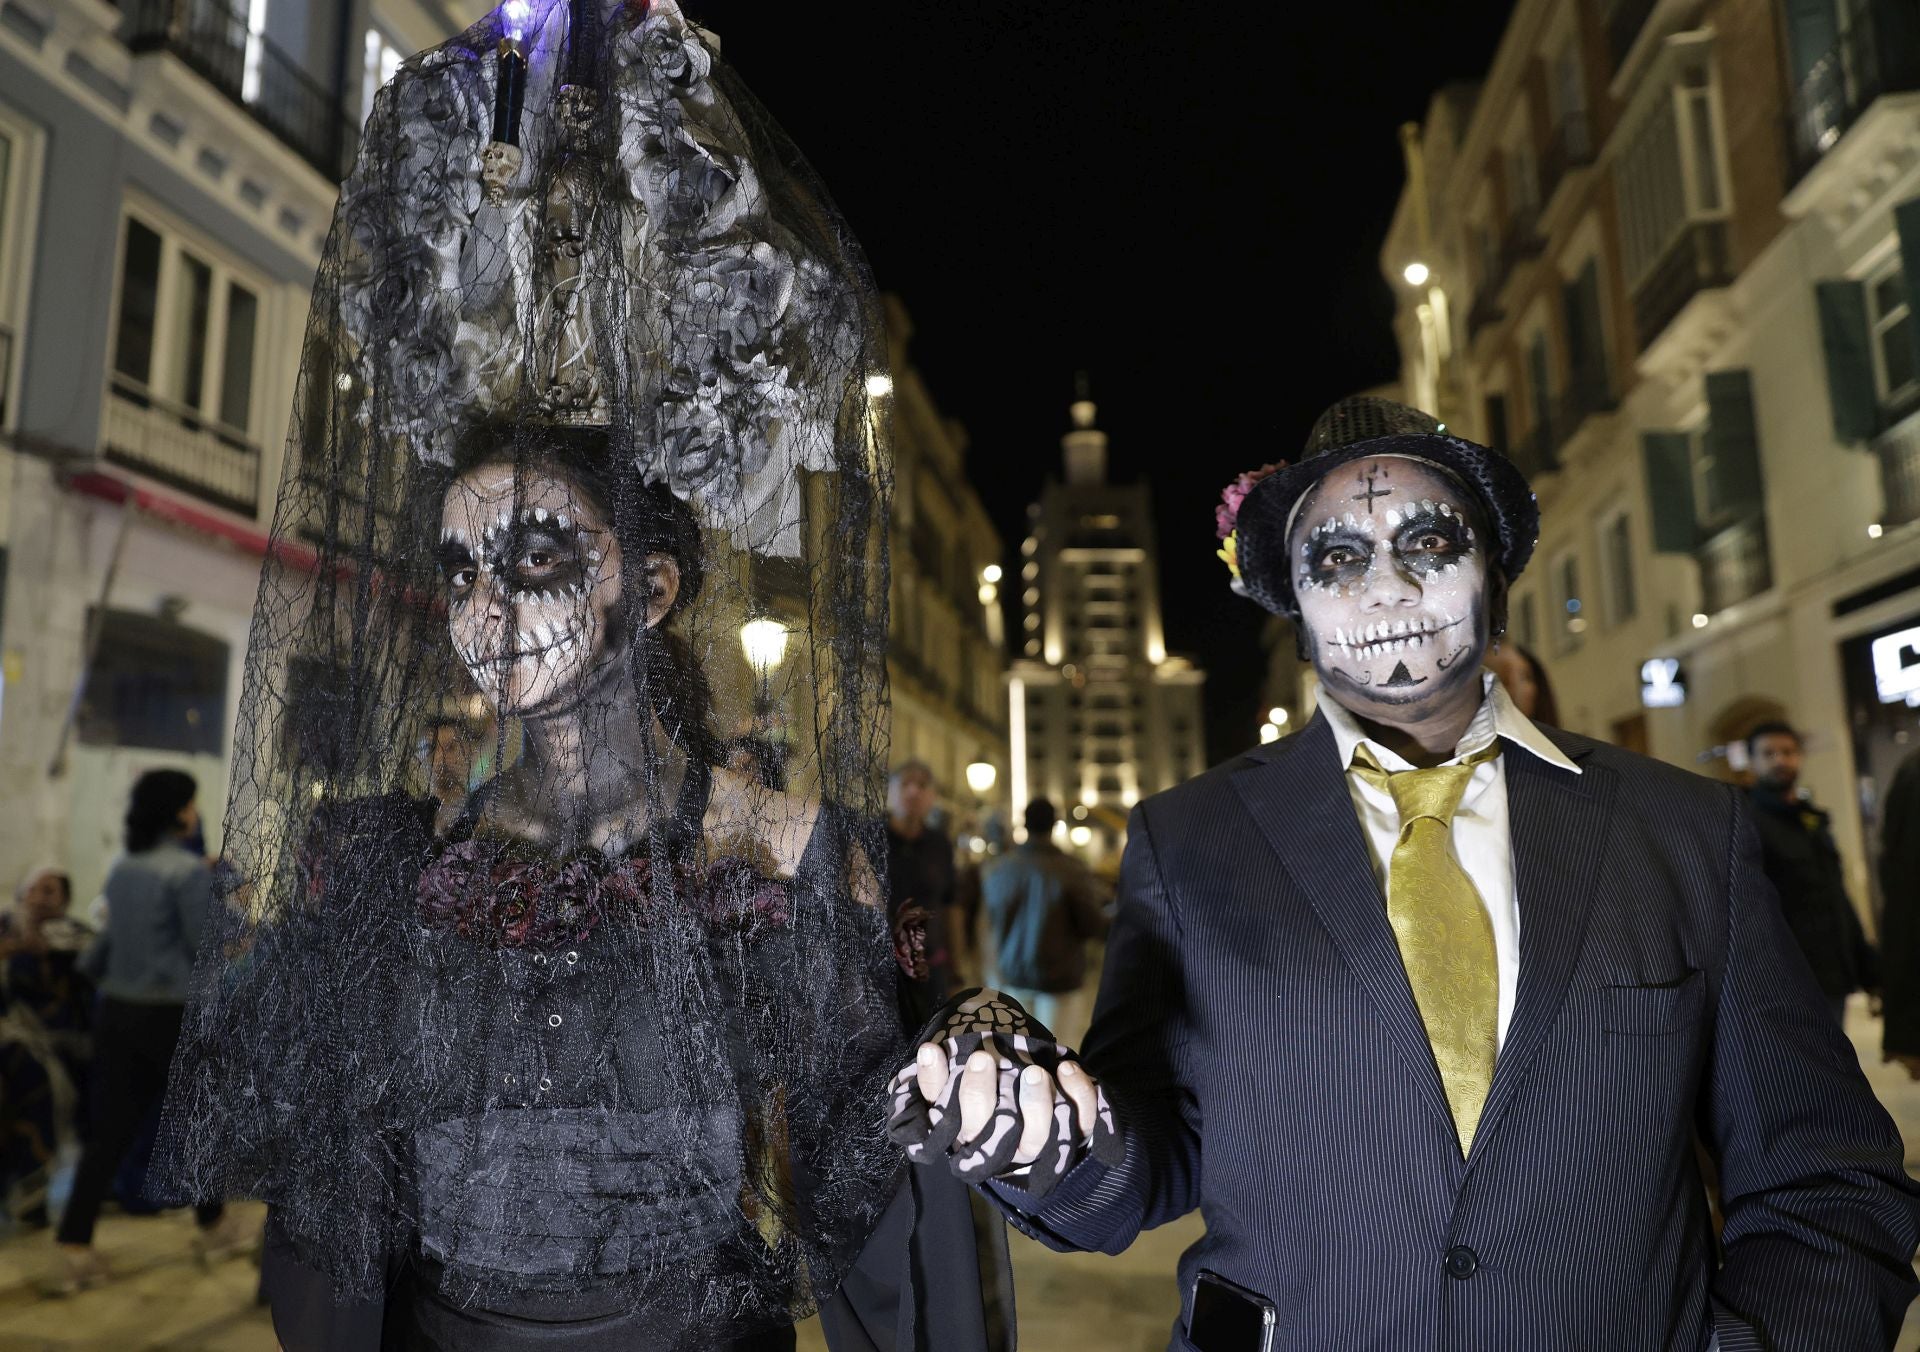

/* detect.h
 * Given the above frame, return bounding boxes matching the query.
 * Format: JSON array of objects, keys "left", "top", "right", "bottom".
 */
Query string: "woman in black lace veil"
[{"left": 154, "top": 3, "right": 957, "bottom": 1347}]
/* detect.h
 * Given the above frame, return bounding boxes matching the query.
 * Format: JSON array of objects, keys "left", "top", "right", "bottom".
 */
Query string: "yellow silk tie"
[{"left": 1350, "top": 742, "right": 1502, "bottom": 1155}]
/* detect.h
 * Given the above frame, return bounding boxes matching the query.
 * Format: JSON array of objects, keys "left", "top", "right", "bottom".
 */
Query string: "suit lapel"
[
  {"left": 1232, "top": 715, "right": 1456, "bottom": 1140},
  {"left": 1468, "top": 732, "right": 1614, "bottom": 1164}
]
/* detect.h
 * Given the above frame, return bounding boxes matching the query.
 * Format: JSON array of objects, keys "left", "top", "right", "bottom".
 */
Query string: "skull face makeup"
[
  {"left": 439, "top": 462, "right": 676, "bottom": 717},
  {"left": 1289, "top": 456, "right": 1493, "bottom": 721}
]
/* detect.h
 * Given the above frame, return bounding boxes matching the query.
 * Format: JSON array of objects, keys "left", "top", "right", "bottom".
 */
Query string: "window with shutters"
[
  {"left": 1598, "top": 507, "right": 1638, "bottom": 626},
  {"left": 1615, "top": 41, "right": 1733, "bottom": 349},
  {"left": 1551, "top": 551, "right": 1586, "bottom": 655},
  {"left": 105, "top": 205, "right": 267, "bottom": 515},
  {"left": 1514, "top": 589, "right": 1539, "bottom": 653},
  {"left": 1867, "top": 256, "right": 1918, "bottom": 412}
]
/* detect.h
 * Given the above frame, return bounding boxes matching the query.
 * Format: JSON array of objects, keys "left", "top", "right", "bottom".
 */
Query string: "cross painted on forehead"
[{"left": 1353, "top": 466, "right": 1393, "bottom": 513}]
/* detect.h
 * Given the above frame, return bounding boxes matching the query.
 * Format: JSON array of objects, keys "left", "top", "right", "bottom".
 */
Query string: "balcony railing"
[
  {"left": 1786, "top": 2, "right": 1920, "bottom": 183},
  {"left": 1539, "top": 113, "right": 1596, "bottom": 206},
  {"left": 1552, "top": 370, "right": 1618, "bottom": 451},
  {"left": 1696, "top": 514, "right": 1772, "bottom": 614},
  {"left": 103, "top": 375, "right": 262, "bottom": 515},
  {"left": 1631, "top": 220, "right": 1730, "bottom": 351},
  {"left": 123, "top": 0, "right": 358, "bottom": 181},
  {"left": 1606, "top": 0, "right": 1660, "bottom": 71},
  {"left": 1876, "top": 411, "right": 1920, "bottom": 528}
]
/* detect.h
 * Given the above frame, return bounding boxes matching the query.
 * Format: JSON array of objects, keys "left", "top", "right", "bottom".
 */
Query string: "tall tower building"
[{"left": 1009, "top": 384, "right": 1206, "bottom": 858}]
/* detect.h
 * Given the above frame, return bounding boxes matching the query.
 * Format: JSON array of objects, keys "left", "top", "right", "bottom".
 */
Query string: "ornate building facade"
[
  {"left": 0, "top": 0, "right": 470, "bottom": 903},
  {"left": 1380, "top": 0, "right": 1920, "bottom": 909},
  {"left": 882, "top": 297, "right": 1010, "bottom": 825}
]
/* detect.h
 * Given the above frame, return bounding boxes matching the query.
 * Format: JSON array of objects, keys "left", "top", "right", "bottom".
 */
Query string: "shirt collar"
[{"left": 1320, "top": 671, "right": 1582, "bottom": 776}]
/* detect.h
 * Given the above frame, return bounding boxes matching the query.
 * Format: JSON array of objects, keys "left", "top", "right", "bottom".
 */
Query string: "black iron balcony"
[
  {"left": 1786, "top": 2, "right": 1920, "bottom": 184},
  {"left": 1875, "top": 409, "right": 1920, "bottom": 528},
  {"left": 1551, "top": 370, "right": 1618, "bottom": 451},
  {"left": 1539, "top": 113, "right": 1595, "bottom": 206},
  {"left": 1695, "top": 514, "right": 1772, "bottom": 615},
  {"left": 1631, "top": 220, "right": 1730, "bottom": 352},
  {"left": 123, "top": 0, "right": 359, "bottom": 182},
  {"left": 1606, "top": 0, "right": 1660, "bottom": 72}
]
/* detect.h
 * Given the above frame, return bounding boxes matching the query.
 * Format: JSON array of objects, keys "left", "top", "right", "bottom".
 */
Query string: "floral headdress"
[{"left": 1215, "top": 462, "right": 1284, "bottom": 596}]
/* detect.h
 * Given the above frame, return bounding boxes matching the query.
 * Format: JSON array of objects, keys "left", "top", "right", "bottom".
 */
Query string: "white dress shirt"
[{"left": 1318, "top": 672, "right": 1581, "bottom": 1051}]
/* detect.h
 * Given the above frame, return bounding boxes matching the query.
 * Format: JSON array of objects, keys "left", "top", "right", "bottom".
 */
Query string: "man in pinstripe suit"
[{"left": 890, "top": 400, "right": 1920, "bottom": 1350}]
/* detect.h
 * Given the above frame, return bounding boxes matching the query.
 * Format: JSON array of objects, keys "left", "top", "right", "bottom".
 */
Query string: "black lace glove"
[{"left": 887, "top": 988, "right": 1121, "bottom": 1198}]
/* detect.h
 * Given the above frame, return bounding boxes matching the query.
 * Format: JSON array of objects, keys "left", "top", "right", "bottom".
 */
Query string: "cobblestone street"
[{"left": 0, "top": 997, "right": 1911, "bottom": 1350}]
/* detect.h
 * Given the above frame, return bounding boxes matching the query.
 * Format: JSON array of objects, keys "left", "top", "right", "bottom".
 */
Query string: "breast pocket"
[{"left": 1602, "top": 969, "right": 1706, "bottom": 1036}]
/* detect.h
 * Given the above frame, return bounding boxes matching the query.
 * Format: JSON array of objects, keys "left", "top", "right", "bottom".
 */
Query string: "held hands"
[{"left": 887, "top": 988, "right": 1122, "bottom": 1198}]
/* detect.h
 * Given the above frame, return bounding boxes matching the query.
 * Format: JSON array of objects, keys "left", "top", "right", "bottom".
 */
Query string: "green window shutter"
[
  {"left": 1641, "top": 431, "right": 1698, "bottom": 553},
  {"left": 1703, "top": 369, "right": 1764, "bottom": 517},
  {"left": 1816, "top": 280, "right": 1879, "bottom": 442},
  {"left": 1897, "top": 196, "right": 1920, "bottom": 360}
]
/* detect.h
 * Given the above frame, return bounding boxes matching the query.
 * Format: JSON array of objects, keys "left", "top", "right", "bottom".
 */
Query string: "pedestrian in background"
[
  {"left": 1746, "top": 722, "right": 1879, "bottom": 1023},
  {"left": 1879, "top": 744, "right": 1920, "bottom": 1077},
  {"left": 888, "top": 760, "right": 957, "bottom": 1030},
  {"left": 0, "top": 867, "right": 94, "bottom": 1228},
  {"left": 54, "top": 770, "right": 248, "bottom": 1289},
  {"left": 983, "top": 798, "right": 1109, "bottom": 1039}
]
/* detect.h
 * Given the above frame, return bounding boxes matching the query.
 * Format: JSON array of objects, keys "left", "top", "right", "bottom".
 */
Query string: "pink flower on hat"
[{"left": 1215, "top": 462, "right": 1284, "bottom": 590}]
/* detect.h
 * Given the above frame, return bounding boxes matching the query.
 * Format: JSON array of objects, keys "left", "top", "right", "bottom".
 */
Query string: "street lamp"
[
  {"left": 864, "top": 372, "right": 894, "bottom": 399},
  {"left": 740, "top": 618, "right": 790, "bottom": 675},
  {"left": 965, "top": 761, "right": 998, "bottom": 796},
  {"left": 1267, "top": 706, "right": 1290, "bottom": 727},
  {"left": 1260, "top": 722, "right": 1283, "bottom": 744},
  {"left": 1069, "top": 825, "right": 1093, "bottom": 848},
  {"left": 981, "top": 564, "right": 1003, "bottom": 584},
  {"left": 1403, "top": 261, "right": 1431, "bottom": 286}
]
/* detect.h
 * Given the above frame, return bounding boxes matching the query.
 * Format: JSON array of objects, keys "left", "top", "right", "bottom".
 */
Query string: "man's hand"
[{"left": 888, "top": 989, "right": 1121, "bottom": 1197}]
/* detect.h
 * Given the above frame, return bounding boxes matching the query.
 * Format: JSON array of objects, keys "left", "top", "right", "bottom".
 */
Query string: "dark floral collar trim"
[{"left": 416, "top": 838, "right": 791, "bottom": 949}]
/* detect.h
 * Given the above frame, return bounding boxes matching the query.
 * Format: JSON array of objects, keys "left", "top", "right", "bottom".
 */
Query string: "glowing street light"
[
  {"left": 965, "top": 761, "right": 998, "bottom": 796},
  {"left": 1260, "top": 722, "right": 1283, "bottom": 744},
  {"left": 1267, "top": 706, "right": 1290, "bottom": 727},
  {"left": 1069, "top": 825, "right": 1093, "bottom": 848},
  {"left": 1403, "top": 261, "right": 1431, "bottom": 287},
  {"left": 740, "top": 619, "right": 790, "bottom": 674},
  {"left": 864, "top": 372, "right": 894, "bottom": 399},
  {"left": 981, "top": 564, "right": 1003, "bottom": 584}
]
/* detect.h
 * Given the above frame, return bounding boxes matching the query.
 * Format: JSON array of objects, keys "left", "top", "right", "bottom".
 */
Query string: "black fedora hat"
[{"left": 1235, "top": 399, "right": 1540, "bottom": 618}]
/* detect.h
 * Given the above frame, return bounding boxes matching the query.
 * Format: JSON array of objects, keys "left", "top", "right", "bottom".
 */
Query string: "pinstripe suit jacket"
[{"left": 987, "top": 714, "right": 1920, "bottom": 1351}]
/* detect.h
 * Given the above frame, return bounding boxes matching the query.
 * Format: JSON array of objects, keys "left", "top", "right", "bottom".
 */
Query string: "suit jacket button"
[{"left": 1445, "top": 1245, "right": 1479, "bottom": 1280}]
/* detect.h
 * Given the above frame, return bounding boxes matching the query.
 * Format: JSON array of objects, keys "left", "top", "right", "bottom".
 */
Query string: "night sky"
[{"left": 715, "top": 2, "right": 1517, "bottom": 763}]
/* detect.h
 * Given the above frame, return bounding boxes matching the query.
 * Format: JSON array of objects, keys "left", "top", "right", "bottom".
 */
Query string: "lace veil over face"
[{"left": 156, "top": 0, "right": 901, "bottom": 1334}]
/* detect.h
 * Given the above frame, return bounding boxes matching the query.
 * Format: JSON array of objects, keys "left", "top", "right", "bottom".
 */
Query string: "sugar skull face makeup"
[
  {"left": 439, "top": 463, "right": 671, "bottom": 717},
  {"left": 1288, "top": 456, "right": 1493, "bottom": 719}
]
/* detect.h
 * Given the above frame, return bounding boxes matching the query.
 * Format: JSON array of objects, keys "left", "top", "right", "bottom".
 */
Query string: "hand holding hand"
[{"left": 888, "top": 989, "right": 1121, "bottom": 1197}]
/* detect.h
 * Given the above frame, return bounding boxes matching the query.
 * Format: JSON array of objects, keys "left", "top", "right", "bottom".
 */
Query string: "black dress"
[{"left": 260, "top": 771, "right": 858, "bottom": 1352}]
